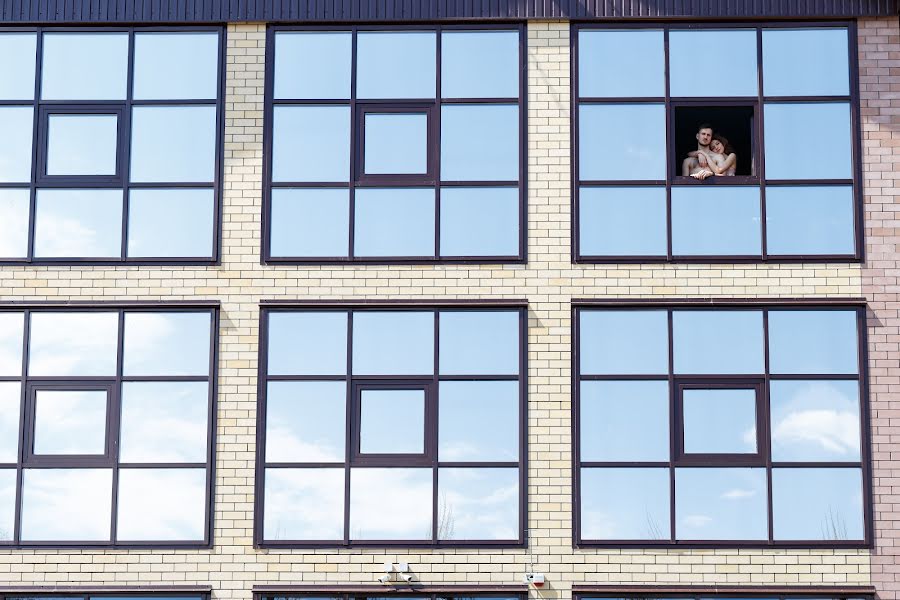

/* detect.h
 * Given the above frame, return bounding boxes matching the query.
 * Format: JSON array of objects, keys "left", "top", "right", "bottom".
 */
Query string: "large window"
[
  {"left": 575, "top": 302, "right": 868, "bottom": 546},
  {"left": 0, "top": 28, "right": 222, "bottom": 263},
  {"left": 574, "top": 24, "right": 860, "bottom": 262},
  {"left": 264, "top": 26, "right": 524, "bottom": 263},
  {"left": 257, "top": 305, "right": 525, "bottom": 546},
  {"left": 0, "top": 306, "right": 216, "bottom": 546}
]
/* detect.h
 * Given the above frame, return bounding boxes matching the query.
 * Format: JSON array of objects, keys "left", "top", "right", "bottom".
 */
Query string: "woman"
[{"left": 688, "top": 134, "right": 738, "bottom": 179}]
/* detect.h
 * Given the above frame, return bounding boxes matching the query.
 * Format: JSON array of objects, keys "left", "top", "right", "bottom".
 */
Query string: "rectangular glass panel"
[
  {"left": 0, "top": 34, "right": 37, "bottom": 100},
  {"left": 353, "top": 187, "right": 435, "bottom": 257},
  {"left": 437, "top": 468, "right": 518, "bottom": 540},
  {"left": 0, "top": 383, "right": 20, "bottom": 463},
  {"left": 579, "top": 104, "right": 666, "bottom": 180},
  {"left": 28, "top": 312, "right": 118, "bottom": 376},
  {"left": 266, "top": 381, "right": 346, "bottom": 463},
  {"left": 765, "top": 186, "right": 855, "bottom": 256},
  {"left": 133, "top": 32, "right": 219, "bottom": 100},
  {"left": 772, "top": 468, "right": 864, "bottom": 540},
  {"left": 579, "top": 186, "right": 667, "bottom": 256},
  {"left": 441, "top": 104, "right": 518, "bottom": 181},
  {"left": 0, "top": 470, "right": 15, "bottom": 541},
  {"left": 683, "top": 388, "right": 757, "bottom": 454},
  {"left": 768, "top": 310, "right": 859, "bottom": 374},
  {"left": 439, "top": 381, "right": 518, "bottom": 462},
  {"left": 0, "top": 190, "right": 29, "bottom": 258},
  {"left": 34, "top": 390, "right": 107, "bottom": 455},
  {"left": 0, "top": 313, "right": 24, "bottom": 377},
  {"left": 673, "top": 310, "right": 764, "bottom": 374},
  {"left": 440, "top": 187, "right": 518, "bottom": 257},
  {"left": 272, "top": 105, "right": 350, "bottom": 183},
  {"left": 46, "top": 114, "right": 118, "bottom": 176},
  {"left": 669, "top": 30, "right": 758, "bottom": 97},
  {"left": 671, "top": 186, "right": 762, "bottom": 256},
  {"left": 0, "top": 107, "right": 33, "bottom": 182},
  {"left": 439, "top": 311, "right": 519, "bottom": 375},
  {"left": 122, "top": 311, "right": 211, "bottom": 376},
  {"left": 763, "top": 28, "right": 849, "bottom": 96},
  {"left": 580, "top": 310, "right": 669, "bottom": 375},
  {"left": 267, "top": 312, "right": 348, "bottom": 376},
  {"left": 580, "top": 380, "right": 669, "bottom": 462},
  {"left": 263, "top": 468, "right": 344, "bottom": 541},
  {"left": 675, "top": 468, "right": 767, "bottom": 540},
  {"left": 33, "top": 189, "right": 123, "bottom": 258},
  {"left": 364, "top": 113, "right": 428, "bottom": 175},
  {"left": 274, "top": 32, "right": 351, "bottom": 100},
  {"left": 270, "top": 188, "right": 349, "bottom": 258},
  {"left": 770, "top": 380, "right": 861, "bottom": 462},
  {"left": 764, "top": 103, "right": 852, "bottom": 180},
  {"left": 126, "top": 189, "right": 215, "bottom": 258},
  {"left": 41, "top": 33, "right": 128, "bottom": 100},
  {"left": 441, "top": 31, "right": 518, "bottom": 99},
  {"left": 349, "top": 468, "right": 432, "bottom": 540},
  {"left": 116, "top": 468, "right": 205, "bottom": 541},
  {"left": 352, "top": 311, "right": 434, "bottom": 376},
  {"left": 360, "top": 389, "right": 425, "bottom": 454},
  {"left": 130, "top": 106, "right": 216, "bottom": 183},
  {"left": 578, "top": 30, "right": 664, "bottom": 98},
  {"left": 119, "top": 381, "right": 209, "bottom": 463},
  {"left": 20, "top": 468, "right": 112, "bottom": 541},
  {"left": 356, "top": 32, "right": 436, "bottom": 99},
  {"left": 580, "top": 467, "right": 670, "bottom": 540}
]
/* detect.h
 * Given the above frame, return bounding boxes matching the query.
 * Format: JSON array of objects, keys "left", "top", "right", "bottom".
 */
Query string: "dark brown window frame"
[
  {"left": 36, "top": 105, "right": 128, "bottom": 186},
  {"left": 0, "top": 591, "right": 212, "bottom": 600},
  {"left": 262, "top": 24, "right": 527, "bottom": 265},
  {"left": 255, "top": 589, "right": 527, "bottom": 600},
  {"left": 571, "top": 21, "right": 864, "bottom": 264},
  {"left": 356, "top": 104, "right": 437, "bottom": 184},
  {"left": 573, "top": 588, "right": 875, "bottom": 600},
  {"left": 572, "top": 298, "right": 872, "bottom": 549}
]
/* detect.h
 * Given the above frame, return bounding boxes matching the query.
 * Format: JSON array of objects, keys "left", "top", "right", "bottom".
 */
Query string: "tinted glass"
[
  {"left": 0, "top": 190, "right": 29, "bottom": 258},
  {"left": 440, "top": 187, "right": 519, "bottom": 257},
  {"left": 0, "top": 107, "right": 33, "bottom": 182},
  {"left": 353, "top": 311, "right": 433, "bottom": 375},
  {"left": 263, "top": 468, "right": 344, "bottom": 540},
  {"left": 47, "top": 114, "right": 118, "bottom": 176},
  {"left": 770, "top": 380, "right": 861, "bottom": 462},
  {"left": 267, "top": 312, "right": 347, "bottom": 376},
  {"left": 33, "top": 390, "right": 107, "bottom": 455},
  {"left": 20, "top": 468, "right": 112, "bottom": 541},
  {"left": 116, "top": 468, "right": 205, "bottom": 540},
  {"left": 28, "top": 312, "right": 118, "bottom": 376},
  {"left": 119, "top": 382, "right": 208, "bottom": 463},
  {"left": 578, "top": 30, "right": 664, "bottom": 98},
  {"left": 353, "top": 188, "right": 435, "bottom": 257},
  {"left": 0, "top": 384, "right": 20, "bottom": 463},
  {"left": 270, "top": 188, "right": 349, "bottom": 258},
  {"left": 683, "top": 389, "right": 757, "bottom": 454},
  {"left": 579, "top": 186, "right": 667, "bottom": 256},
  {"left": 763, "top": 29, "right": 849, "bottom": 96},
  {"left": 675, "top": 468, "right": 767, "bottom": 540},
  {"left": 579, "top": 104, "right": 666, "bottom": 180},
  {"left": 130, "top": 106, "right": 216, "bottom": 183},
  {"left": 272, "top": 106, "right": 350, "bottom": 182},
  {"left": 439, "top": 381, "right": 518, "bottom": 462},
  {"left": 364, "top": 113, "right": 428, "bottom": 174},
  {"left": 0, "top": 470, "right": 14, "bottom": 540},
  {"left": 669, "top": 30, "right": 757, "bottom": 97},
  {"left": 441, "top": 104, "right": 518, "bottom": 181},
  {"left": 274, "top": 32, "right": 351, "bottom": 100},
  {"left": 580, "top": 468, "right": 670, "bottom": 540},
  {"left": 580, "top": 381, "right": 669, "bottom": 462},
  {"left": 41, "top": 33, "right": 128, "bottom": 100},
  {"left": 441, "top": 31, "right": 518, "bottom": 99},
  {"left": 0, "top": 34, "right": 36, "bottom": 100},
  {"left": 33, "top": 189, "right": 122, "bottom": 258},
  {"left": 768, "top": 310, "right": 859, "bottom": 374},
  {"left": 439, "top": 311, "right": 519, "bottom": 375},
  {"left": 671, "top": 186, "right": 762, "bottom": 256},
  {"left": 673, "top": 310, "right": 764, "bottom": 374},
  {"left": 438, "top": 468, "right": 518, "bottom": 540},
  {"left": 0, "top": 313, "right": 23, "bottom": 376},
  {"left": 265, "top": 381, "right": 346, "bottom": 463},
  {"left": 360, "top": 389, "right": 425, "bottom": 454},
  {"left": 764, "top": 103, "right": 852, "bottom": 180},
  {"left": 123, "top": 312, "right": 210, "bottom": 376},
  {"left": 772, "top": 468, "right": 863, "bottom": 540},
  {"left": 580, "top": 310, "right": 668, "bottom": 375},
  {"left": 350, "top": 468, "right": 432, "bottom": 539},
  {"left": 765, "top": 186, "right": 855, "bottom": 256},
  {"left": 356, "top": 32, "right": 436, "bottom": 99},
  {"left": 126, "top": 189, "right": 215, "bottom": 258},
  {"left": 133, "top": 33, "right": 219, "bottom": 100}
]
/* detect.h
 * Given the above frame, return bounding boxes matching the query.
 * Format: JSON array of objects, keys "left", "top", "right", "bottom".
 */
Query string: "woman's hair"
[{"left": 712, "top": 133, "right": 735, "bottom": 155}]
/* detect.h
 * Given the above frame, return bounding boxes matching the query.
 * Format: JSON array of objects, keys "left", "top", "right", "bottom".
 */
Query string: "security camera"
[
  {"left": 524, "top": 573, "right": 545, "bottom": 587},
  {"left": 399, "top": 573, "right": 414, "bottom": 583},
  {"left": 377, "top": 574, "right": 392, "bottom": 584}
]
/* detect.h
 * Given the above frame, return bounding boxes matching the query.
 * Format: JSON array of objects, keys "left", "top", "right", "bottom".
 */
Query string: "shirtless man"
[{"left": 681, "top": 123, "right": 716, "bottom": 180}]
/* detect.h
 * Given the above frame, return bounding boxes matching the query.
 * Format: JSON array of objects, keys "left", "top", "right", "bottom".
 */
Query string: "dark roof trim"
[{"left": 1, "top": 0, "right": 896, "bottom": 23}]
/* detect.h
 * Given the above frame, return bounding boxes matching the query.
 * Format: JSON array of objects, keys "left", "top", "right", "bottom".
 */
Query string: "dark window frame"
[
  {"left": 356, "top": 104, "right": 436, "bottom": 184},
  {"left": 573, "top": 589, "right": 875, "bottom": 600},
  {"left": 571, "top": 20, "right": 863, "bottom": 264},
  {"left": 262, "top": 24, "right": 527, "bottom": 265},
  {"left": 36, "top": 105, "right": 127, "bottom": 185},
  {"left": 256, "top": 590, "right": 527, "bottom": 600}
]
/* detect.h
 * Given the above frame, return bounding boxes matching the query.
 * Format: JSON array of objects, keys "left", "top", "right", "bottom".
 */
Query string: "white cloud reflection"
[
  {"left": 350, "top": 468, "right": 431, "bottom": 540},
  {"left": 264, "top": 468, "right": 344, "bottom": 541},
  {"left": 21, "top": 468, "right": 112, "bottom": 541},
  {"left": 116, "top": 468, "right": 205, "bottom": 541},
  {"left": 28, "top": 312, "right": 118, "bottom": 376},
  {"left": 771, "top": 380, "right": 860, "bottom": 460}
]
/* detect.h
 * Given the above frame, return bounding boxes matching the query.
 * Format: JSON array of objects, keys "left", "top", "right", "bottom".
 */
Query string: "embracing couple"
[{"left": 681, "top": 123, "right": 737, "bottom": 180}]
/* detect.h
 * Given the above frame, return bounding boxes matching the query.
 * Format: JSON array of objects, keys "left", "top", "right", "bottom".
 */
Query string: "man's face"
[{"left": 696, "top": 127, "right": 713, "bottom": 147}]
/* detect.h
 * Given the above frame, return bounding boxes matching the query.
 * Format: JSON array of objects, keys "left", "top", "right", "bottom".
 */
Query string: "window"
[
  {"left": 265, "top": 26, "right": 524, "bottom": 262},
  {"left": 258, "top": 305, "right": 525, "bottom": 546},
  {"left": 575, "top": 303, "right": 868, "bottom": 545},
  {"left": 574, "top": 24, "right": 859, "bottom": 261},
  {"left": 0, "top": 28, "right": 222, "bottom": 263},
  {"left": 0, "top": 306, "right": 216, "bottom": 546}
]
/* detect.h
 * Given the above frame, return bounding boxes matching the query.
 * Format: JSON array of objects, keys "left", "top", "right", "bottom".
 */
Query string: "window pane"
[
  {"left": 33, "top": 189, "right": 123, "bottom": 258},
  {"left": 439, "top": 311, "right": 518, "bottom": 375},
  {"left": 130, "top": 106, "right": 216, "bottom": 183},
  {"left": 0, "top": 313, "right": 24, "bottom": 376},
  {"left": 441, "top": 31, "right": 518, "bottom": 98},
  {"left": 765, "top": 186, "right": 855, "bottom": 256},
  {"left": 671, "top": 186, "right": 761, "bottom": 256},
  {"left": 0, "top": 190, "right": 29, "bottom": 258},
  {"left": 21, "top": 468, "right": 112, "bottom": 541},
  {"left": 364, "top": 113, "right": 428, "bottom": 174},
  {"left": 122, "top": 312, "right": 210, "bottom": 376},
  {"left": 120, "top": 382, "right": 209, "bottom": 463},
  {"left": 41, "top": 33, "right": 128, "bottom": 100},
  {"left": 772, "top": 468, "right": 863, "bottom": 540},
  {"left": 580, "top": 310, "right": 668, "bottom": 375},
  {"left": 265, "top": 381, "right": 345, "bottom": 463},
  {"left": 357, "top": 32, "right": 436, "bottom": 99},
  {"left": 768, "top": 310, "right": 859, "bottom": 374},
  {"left": 352, "top": 312, "right": 433, "bottom": 375},
  {"left": 438, "top": 468, "right": 518, "bottom": 540},
  {"left": 579, "top": 186, "right": 667, "bottom": 256},
  {"left": 267, "top": 312, "right": 347, "bottom": 376},
  {"left": 353, "top": 188, "right": 435, "bottom": 257},
  {"left": 46, "top": 114, "right": 118, "bottom": 176},
  {"left": 0, "top": 384, "right": 19, "bottom": 463},
  {"left": 360, "top": 389, "right": 424, "bottom": 454},
  {"left": 763, "top": 29, "right": 849, "bottom": 96},
  {"left": 264, "top": 468, "right": 344, "bottom": 541},
  {"left": 764, "top": 103, "right": 852, "bottom": 180},
  {"left": 439, "top": 381, "right": 518, "bottom": 462},
  {"left": 116, "top": 468, "right": 205, "bottom": 541},
  {"left": 350, "top": 468, "right": 432, "bottom": 540},
  {"left": 683, "top": 389, "right": 757, "bottom": 454},
  {"left": 669, "top": 30, "right": 757, "bottom": 97},
  {"left": 127, "top": 189, "right": 215, "bottom": 258},
  {"left": 274, "top": 32, "right": 351, "bottom": 100},
  {"left": 770, "top": 380, "right": 861, "bottom": 462},
  {"left": 673, "top": 310, "right": 764, "bottom": 374},
  {"left": 579, "top": 104, "right": 666, "bottom": 180},
  {"left": 270, "top": 188, "right": 349, "bottom": 258},
  {"left": 441, "top": 104, "right": 518, "bottom": 181},
  {"left": 440, "top": 187, "right": 518, "bottom": 257},
  {"left": 34, "top": 390, "right": 107, "bottom": 455},
  {"left": 0, "top": 34, "right": 36, "bottom": 100},
  {"left": 675, "top": 468, "right": 767, "bottom": 540},
  {"left": 0, "top": 470, "right": 15, "bottom": 541},
  {"left": 580, "top": 381, "right": 669, "bottom": 462},
  {"left": 580, "top": 468, "right": 670, "bottom": 540},
  {"left": 28, "top": 312, "right": 118, "bottom": 376},
  {"left": 0, "top": 107, "right": 33, "bottom": 182},
  {"left": 578, "top": 30, "right": 664, "bottom": 98},
  {"left": 133, "top": 33, "right": 219, "bottom": 100},
  {"left": 272, "top": 106, "right": 350, "bottom": 182}
]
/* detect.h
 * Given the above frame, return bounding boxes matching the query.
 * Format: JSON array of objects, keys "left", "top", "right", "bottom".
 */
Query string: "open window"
[{"left": 673, "top": 104, "right": 756, "bottom": 180}]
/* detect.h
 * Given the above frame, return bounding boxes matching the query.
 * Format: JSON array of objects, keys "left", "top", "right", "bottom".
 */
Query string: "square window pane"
[
  {"left": 580, "top": 468, "right": 670, "bottom": 540},
  {"left": 41, "top": 33, "right": 128, "bottom": 100},
  {"left": 28, "top": 312, "right": 118, "bottom": 376},
  {"left": 0, "top": 313, "right": 24, "bottom": 376},
  {"left": 0, "top": 34, "right": 37, "bottom": 100},
  {"left": 578, "top": 30, "right": 664, "bottom": 98},
  {"left": 580, "top": 310, "right": 668, "bottom": 375},
  {"left": 0, "top": 190, "right": 29, "bottom": 258},
  {"left": 441, "top": 31, "right": 518, "bottom": 99},
  {"left": 580, "top": 381, "right": 669, "bottom": 462},
  {"left": 763, "top": 29, "right": 849, "bottom": 96},
  {"left": 34, "top": 390, "right": 107, "bottom": 455},
  {"left": 130, "top": 106, "right": 216, "bottom": 183},
  {"left": 364, "top": 113, "right": 428, "bottom": 175},
  {"left": 683, "top": 389, "right": 757, "bottom": 454},
  {"left": 272, "top": 106, "right": 350, "bottom": 183},
  {"left": 267, "top": 312, "right": 347, "bottom": 376},
  {"left": 264, "top": 468, "right": 344, "bottom": 541},
  {"left": 352, "top": 311, "right": 433, "bottom": 376},
  {"left": 439, "top": 311, "right": 518, "bottom": 375},
  {"left": 0, "top": 470, "right": 15, "bottom": 541},
  {"left": 122, "top": 312, "right": 211, "bottom": 376},
  {"left": 133, "top": 33, "right": 219, "bottom": 100},
  {"left": 0, "top": 107, "right": 33, "bottom": 182},
  {"left": 673, "top": 310, "right": 764, "bottom": 374},
  {"left": 0, "top": 384, "right": 19, "bottom": 463},
  {"left": 354, "top": 187, "right": 435, "bottom": 257},
  {"left": 768, "top": 310, "right": 859, "bottom": 374},
  {"left": 770, "top": 380, "right": 861, "bottom": 462},
  {"left": 579, "top": 186, "right": 667, "bottom": 256},
  {"left": 116, "top": 468, "right": 205, "bottom": 541},
  {"left": 764, "top": 103, "right": 852, "bottom": 180},
  {"left": 765, "top": 186, "right": 855, "bottom": 256},
  {"left": 439, "top": 381, "right": 518, "bottom": 462},
  {"left": 274, "top": 32, "right": 351, "bottom": 100},
  {"left": 580, "top": 104, "right": 666, "bottom": 180},
  {"left": 360, "top": 389, "right": 424, "bottom": 454},
  {"left": 350, "top": 468, "right": 432, "bottom": 540},
  {"left": 669, "top": 30, "right": 757, "bottom": 97},
  {"left": 33, "top": 189, "right": 123, "bottom": 258},
  {"left": 675, "top": 468, "right": 767, "bottom": 540},
  {"left": 438, "top": 468, "right": 518, "bottom": 541},
  {"left": 441, "top": 104, "right": 518, "bottom": 181},
  {"left": 127, "top": 189, "right": 215, "bottom": 258},
  {"left": 270, "top": 188, "right": 349, "bottom": 258},
  {"left": 439, "top": 187, "right": 519, "bottom": 257},
  {"left": 772, "top": 468, "right": 863, "bottom": 540},
  {"left": 21, "top": 468, "right": 112, "bottom": 541},
  {"left": 671, "top": 186, "right": 762, "bottom": 256},
  {"left": 266, "top": 381, "right": 346, "bottom": 463},
  {"left": 357, "top": 32, "right": 436, "bottom": 99},
  {"left": 120, "top": 382, "right": 209, "bottom": 463},
  {"left": 46, "top": 114, "right": 118, "bottom": 176}
]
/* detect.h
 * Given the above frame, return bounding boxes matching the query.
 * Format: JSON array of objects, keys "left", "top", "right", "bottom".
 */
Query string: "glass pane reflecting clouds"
[
  {"left": 275, "top": 32, "right": 351, "bottom": 100},
  {"left": 768, "top": 310, "right": 858, "bottom": 374},
  {"left": 580, "top": 187, "right": 667, "bottom": 256},
  {"left": 766, "top": 186, "right": 855, "bottom": 255},
  {"left": 272, "top": 106, "right": 350, "bottom": 182},
  {"left": 438, "top": 468, "right": 518, "bottom": 540},
  {"left": 772, "top": 468, "right": 863, "bottom": 540},
  {"left": 763, "top": 29, "right": 849, "bottom": 96},
  {"left": 0, "top": 190, "right": 29, "bottom": 258},
  {"left": 580, "top": 310, "right": 668, "bottom": 375},
  {"left": 33, "top": 189, "right": 122, "bottom": 258},
  {"left": 123, "top": 312, "right": 211, "bottom": 376},
  {"left": 764, "top": 103, "right": 852, "bottom": 180},
  {"left": 41, "top": 33, "right": 128, "bottom": 100},
  {"left": 116, "top": 468, "right": 205, "bottom": 540},
  {"left": 354, "top": 188, "right": 435, "bottom": 257},
  {"left": 130, "top": 106, "right": 216, "bottom": 183},
  {"left": 350, "top": 468, "right": 432, "bottom": 539},
  {"left": 671, "top": 186, "right": 761, "bottom": 256},
  {"left": 439, "top": 381, "right": 518, "bottom": 462},
  {"left": 580, "top": 381, "right": 669, "bottom": 462},
  {"left": 29, "top": 312, "right": 118, "bottom": 376},
  {"left": 270, "top": 188, "right": 349, "bottom": 257},
  {"left": 0, "top": 470, "right": 14, "bottom": 540},
  {"left": 440, "top": 187, "right": 518, "bottom": 257},
  {"left": 441, "top": 104, "right": 518, "bottom": 181},
  {"left": 365, "top": 113, "right": 428, "bottom": 174},
  {"left": 675, "top": 468, "right": 767, "bottom": 540},
  {"left": 0, "top": 384, "right": 19, "bottom": 463},
  {"left": 357, "top": 32, "right": 436, "bottom": 99},
  {"left": 0, "top": 313, "right": 24, "bottom": 376},
  {"left": 133, "top": 33, "right": 219, "bottom": 100},
  {"left": 353, "top": 311, "right": 433, "bottom": 375},
  {"left": 127, "top": 189, "right": 214, "bottom": 258},
  {"left": 0, "top": 107, "right": 33, "bottom": 182},
  {"left": 683, "top": 389, "right": 757, "bottom": 454},
  {"left": 441, "top": 31, "right": 518, "bottom": 98},
  {"left": 580, "top": 104, "right": 666, "bottom": 180},
  {"left": 669, "top": 30, "right": 757, "bottom": 97},
  {"left": 267, "top": 312, "right": 347, "bottom": 376},
  {"left": 581, "top": 468, "right": 669, "bottom": 540},
  {"left": 47, "top": 114, "right": 118, "bottom": 175},
  {"left": 264, "top": 468, "right": 344, "bottom": 540},
  {"left": 21, "top": 468, "right": 112, "bottom": 541},
  {"left": 673, "top": 310, "right": 764, "bottom": 374},
  {"left": 360, "top": 389, "right": 424, "bottom": 454},
  {"left": 578, "top": 30, "right": 664, "bottom": 97},
  {"left": 0, "top": 34, "right": 36, "bottom": 99},
  {"left": 120, "top": 382, "right": 208, "bottom": 463},
  {"left": 34, "top": 390, "right": 107, "bottom": 455},
  {"left": 439, "top": 311, "right": 518, "bottom": 375},
  {"left": 770, "top": 380, "right": 860, "bottom": 462},
  {"left": 265, "top": 382, "right": 345, "bottom": 463}
]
